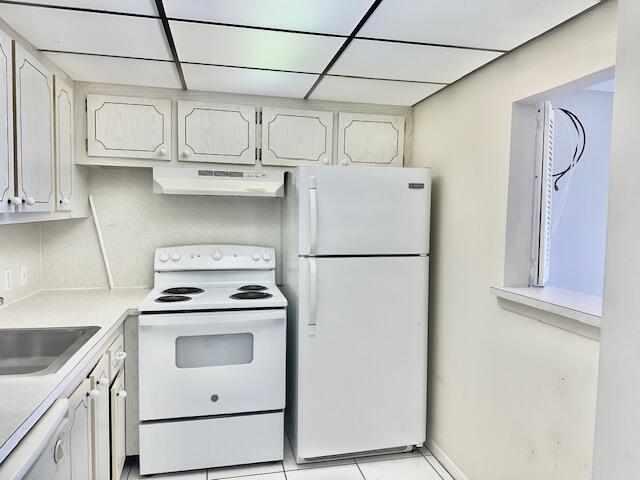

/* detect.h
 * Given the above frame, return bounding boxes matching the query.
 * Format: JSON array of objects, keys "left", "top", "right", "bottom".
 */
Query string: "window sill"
[{"left": 490, "top": 286, "right": 601, "bottom": 339}]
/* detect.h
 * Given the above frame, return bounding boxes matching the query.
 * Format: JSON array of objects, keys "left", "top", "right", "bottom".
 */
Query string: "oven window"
[{"left": 175, "top": 333, "right": 254, "bottom": 368}]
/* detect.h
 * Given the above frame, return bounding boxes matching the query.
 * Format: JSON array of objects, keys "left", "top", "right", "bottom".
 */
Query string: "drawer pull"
[
  {"left": 114, "top": 351, "right": 127, "bottom": 362},
  {"left": 117, "top": 389, "right": 127, "bottom": 398},
  {"left": 88, "top": 389, "right": 100, "bottom": 398}
]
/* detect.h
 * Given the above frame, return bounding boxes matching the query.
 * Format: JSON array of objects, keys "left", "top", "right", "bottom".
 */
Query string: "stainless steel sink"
[{"left": 0, "top": 326, "right": 100, "bottom": 376}]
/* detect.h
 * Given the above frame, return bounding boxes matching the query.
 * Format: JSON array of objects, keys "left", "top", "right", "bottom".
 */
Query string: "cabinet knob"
[
  {"left": 115, "top": 351, "right": 127, "bottom": 362},
  {"left": 117, "top": 389, "right": 127, "bottom": 398},
  {"left": 182, "top": 150, "right": 191, "bottom": 159},
  {"left": 9, "top": 196, "right": 23, "bottom": 206},
  {"left": 53, "top": 438, "right": 65, "bottom": 463},
  {"left": 60, "top": 197, "right": 71, "bottom": 205},
  {"left": 98, "top": 376, "right": 109, "bottom": 386},
  {"left": 342, "top": 158, "right": 349, "bottom": 166},
  {"left": 321, "top": 157, "right": 329, "bottom": 165},
  {"left": 158, "top": 147, "right": 167, "bottom": 156},
  {"left": 212, "top": 249, "right": 223, "bottom": 261},
  {"left": 24, "top": 197, "right": 35, "bottom": 206},
  {"left": 171, "top": 251, "right": 181, "bottom": 262},
  {"left": 88, "top": 389, "right": 100, "bottom": 398}
]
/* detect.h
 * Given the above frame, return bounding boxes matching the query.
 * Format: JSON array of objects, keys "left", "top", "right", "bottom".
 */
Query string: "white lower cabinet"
[
  {"left": 89, "top": 354, "right": 111, "bottom": 480},
  {"left": 110, "top": 371, "right": 127, "bottom": 480},
  {"left": 68, "top": 378, "right": 93, "bottom": 480}
]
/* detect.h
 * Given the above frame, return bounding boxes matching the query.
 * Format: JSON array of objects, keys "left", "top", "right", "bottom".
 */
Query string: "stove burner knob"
[
  {"left": 213, "top": 249, "right": 223, "bottom": 261},
  {"left": 263, "top": 251, "right": 272, "bottom": 262},
  {"left": 159, "top": 252, "right": 169, "bottom": 263},
  {"left": 171, "top": 251, "right": 181, "bottom": 262},
  {"left": 252, "top": 250, "right": 262, "bottom": 261}
]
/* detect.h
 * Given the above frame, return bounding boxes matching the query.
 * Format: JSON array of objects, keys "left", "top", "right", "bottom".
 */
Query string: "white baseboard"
[{"left": 427, "top": 439, "right": 471, "bottom": 480}]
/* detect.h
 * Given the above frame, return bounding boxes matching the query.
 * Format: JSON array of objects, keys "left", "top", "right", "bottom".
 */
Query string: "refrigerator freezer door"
[
  {"left": 295, "top": 256, "right": 428, "bottom": 460},
  {"left": 296, "top": 166, "right": 430, "bottom": 256}
]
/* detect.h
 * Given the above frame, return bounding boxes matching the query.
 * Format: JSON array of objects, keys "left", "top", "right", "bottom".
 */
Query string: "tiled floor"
[{"left": 122, "top": 437, "right": 454, "bottom": 480}]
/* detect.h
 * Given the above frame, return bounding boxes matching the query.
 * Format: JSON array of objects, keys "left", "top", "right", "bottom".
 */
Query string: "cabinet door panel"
[
  {"left": 0, "top": 29, "right": 14, "bottom": 213},
  {"left": 261, "top": 107, "right": 332, "bottom": 167},
  {"left": 55, "top": 77, "right": 73, "bottom": 211},
  {"left": 14, "top": 43, "right": 54, "bottom": 212},
  {"left": 89, "top": 354, "right": 110, "bottom": 480},
  {"left": 87, "top": 94, "right": 171, "bottom": 160},
  {"left": 110, "top": 371, "right": 126, "bottom": 480},
  {"left": 69, "top": 377, "right": 93, "bottom": 480},
  {"left": 338, "top": 112, "right": 404, "bottom": 167},
  {"left": 178, "top": 101, "right": 255, "bottom": 164}
]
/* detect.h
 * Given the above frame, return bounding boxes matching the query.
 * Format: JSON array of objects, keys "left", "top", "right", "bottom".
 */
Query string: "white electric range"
[{"left": 137, "top": 245, "right": 287, "bottom": 476}]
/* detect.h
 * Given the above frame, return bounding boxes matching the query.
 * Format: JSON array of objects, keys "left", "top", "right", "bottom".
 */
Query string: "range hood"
[{"left": 153, "top": 167, "right": 284, "bottom": 197}]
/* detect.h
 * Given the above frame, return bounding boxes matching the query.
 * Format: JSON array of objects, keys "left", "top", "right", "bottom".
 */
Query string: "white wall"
[
  {"left": 41, "top": 166, "right": 282, "bottom": 288},
  {"left": 592, "top": 0, "right": 640, "bottom": 477},
  {"left": 410, "top": 2, "right": 617, "bottom": 479},
  {"left": 548, "top": 90, "right": 613, "bottom": 296},
  {"left": 0, "top": 224, "right": 42, "bottom": 305}
]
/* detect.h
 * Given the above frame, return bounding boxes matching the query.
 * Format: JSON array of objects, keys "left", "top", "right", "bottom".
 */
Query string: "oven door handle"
[{"left": 139, "top": 311, "right": 284, "bottom": 328}]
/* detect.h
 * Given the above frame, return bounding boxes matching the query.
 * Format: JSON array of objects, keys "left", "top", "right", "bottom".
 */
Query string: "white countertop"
[{"left": 0, "top": 288, "right": 148, "bottom": 463}]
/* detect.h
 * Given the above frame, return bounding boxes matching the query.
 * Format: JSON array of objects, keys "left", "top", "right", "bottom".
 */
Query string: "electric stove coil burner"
[
  {"left": 238, "top": 285, "right": 268, "bottom": 291},
  {"left": 162, "top": 287, "right": 205, "bottom": 295},
  {"left": 230, "top": 292, "right": 273, "bottom": 300},
  {"left": 155, "top": 295, "right": 192, "bottom": 303}
]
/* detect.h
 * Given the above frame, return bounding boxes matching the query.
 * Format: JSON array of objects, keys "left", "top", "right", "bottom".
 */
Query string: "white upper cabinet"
[
  {"left": 337, "top": 112, "right": 405, "bottom": 167},
  {"left": 178, "top": 101, "right": 256, "bottom": 165},
  {"left": 261, "top": 107, "right": 333, "bottom": 167},
  {"left": 0, "top": 29, "right": 14, "bottom": 213},
  {"left": 87, "top": 94, "right": 171, "bottom": 160},
  {"left": 14, "top": 43, "right": 55, "bottom": 212},
  {"left": 55, "top": 77, "right": 73, "bottom": 211}
]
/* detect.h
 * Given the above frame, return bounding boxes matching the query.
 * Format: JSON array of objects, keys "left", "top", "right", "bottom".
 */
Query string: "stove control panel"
[{"left": 155, "top": 245, "right": 276, "bottom": 271}]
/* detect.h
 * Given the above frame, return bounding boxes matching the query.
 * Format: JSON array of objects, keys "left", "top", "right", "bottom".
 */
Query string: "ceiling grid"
[{"left": 0, "top": 0, "right": 603, "bottom": 105}]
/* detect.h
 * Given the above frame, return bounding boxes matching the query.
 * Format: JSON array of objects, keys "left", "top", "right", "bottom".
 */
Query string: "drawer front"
[
  {"left": 107, "top": 334, "right": 126, "bottom": 382},
  {"left": 139, "top": 412, "right": 283, "bottom": 475}
]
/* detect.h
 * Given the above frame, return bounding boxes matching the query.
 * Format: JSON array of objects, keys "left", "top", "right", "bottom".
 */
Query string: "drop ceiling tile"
[
  {"left": 182, "top": 63, "right": 318, "bottom": 98},
  {"left": 170, "top": 21, "right": 343, "bottom": 73},
  {"left": 164, "top": 0, "right": 373, "bottom": 35},
  {"left": 310, "top": 76, "right": 445, "bottom": 106},
  {"left": 330, "top": 39, "right": 502, "bottom": 84},
  {"left": 0, "top": 3, "right": 171, "bottom": 59},
  {"left": 358, "top": 0, "right": 599, "bottom": 51},
  {"left": 45, "top": 53, "right": 182, "bottom": 89},
  {"left": 13, "top": 0, "right": 157, "bottom": 15}
]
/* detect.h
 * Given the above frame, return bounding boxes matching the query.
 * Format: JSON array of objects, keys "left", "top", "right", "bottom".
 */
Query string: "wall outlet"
[
  {"left": 19, "top": 265, "right": 27, "bottom": 286},
  {"left": 4, "top": 269, "right": 12, "bottom": 292}
]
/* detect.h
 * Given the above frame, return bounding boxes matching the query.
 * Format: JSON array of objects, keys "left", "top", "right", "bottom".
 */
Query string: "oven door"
[{"left": 138, "top": 309, "right": 286, "bottom": 421}]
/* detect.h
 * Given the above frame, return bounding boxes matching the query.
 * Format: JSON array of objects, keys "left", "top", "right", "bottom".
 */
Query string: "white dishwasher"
[{"left": 0, "top": 399, "right": 70, "bottom": 480}]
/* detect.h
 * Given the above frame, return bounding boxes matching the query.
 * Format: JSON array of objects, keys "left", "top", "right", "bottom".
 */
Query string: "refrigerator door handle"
[
  {"left": 309, "top": 176, "right": 318, "bottom": 255},
  {"left": 309, "top": 257, "right": 317, "bottom": 326}
]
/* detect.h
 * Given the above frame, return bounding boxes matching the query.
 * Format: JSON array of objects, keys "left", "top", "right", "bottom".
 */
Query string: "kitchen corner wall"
[
  {"left": 410, "top": 2, "right": 616, "bottom": 480},
  {"left": 41, "top": 166, "right": 282, "bottom": 289}
]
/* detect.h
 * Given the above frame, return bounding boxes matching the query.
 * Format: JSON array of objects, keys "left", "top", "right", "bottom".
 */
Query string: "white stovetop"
[{"left": 139, "top": 280, "right": 287, "bottom": 312}]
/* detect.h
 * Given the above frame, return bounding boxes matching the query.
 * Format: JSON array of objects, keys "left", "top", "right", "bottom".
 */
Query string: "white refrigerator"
[{"left": 282, "top": 165, "right": 430, "bottom": 462}]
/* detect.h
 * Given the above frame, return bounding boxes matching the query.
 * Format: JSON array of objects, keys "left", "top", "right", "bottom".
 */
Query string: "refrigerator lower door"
[
  {"left": 296, "top": 165, "right": 430, "bottom": 256},
  {"left": 294, "top": 255, "right": 428, "bottom": 460}
]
